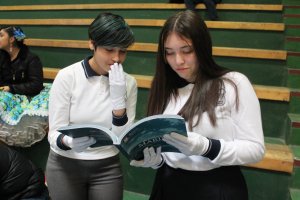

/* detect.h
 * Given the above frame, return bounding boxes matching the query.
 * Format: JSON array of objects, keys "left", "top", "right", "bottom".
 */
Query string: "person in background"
[
  {"left": 131, "top": 10, "right": 265, "bottom": 200},
  {"left": 46, "top": 12, "right": 137, "bottom": 200},
  {"left": 0, "top": 141, "right": 49, "bottom": 200},
  {"left": 169, "top": 0, "right": 221, "bottom": 20},
  {"left": 0, "top": 26, "right": 47, "bottom": 150},
  {"left": 0, "top": 26, "right": 44, "bottom": 96},
  {"left": 185, "top": 0, "right": 221, "bottom": 20}
]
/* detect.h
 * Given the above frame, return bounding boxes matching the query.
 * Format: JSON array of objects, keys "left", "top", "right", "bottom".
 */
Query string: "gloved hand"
[
  {"left": 130, "top": 147, "right": 164, "bottom": 169},
  {"left": 163, "top": 132, "right": 210, "bottom": 156},
  {"left": 62, "top": 135, "right": 96, "bottom": 153},
  {"left": 109, "top": 63, "right": 127, "bottom": 110}
]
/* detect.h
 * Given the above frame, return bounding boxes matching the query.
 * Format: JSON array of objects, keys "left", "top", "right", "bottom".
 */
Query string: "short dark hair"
[{"left": 88, "top": 13, "right": 135, "bottom": 49}]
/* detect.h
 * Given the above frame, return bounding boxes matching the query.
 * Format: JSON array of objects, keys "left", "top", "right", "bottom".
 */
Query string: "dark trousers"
[
  {"left": 184, "top": 0, "right": 220, "bottom": 20},
  {"left": 149, "top": 164, "right": 248, "bottom": 200},
  {"left": 22, "top": 188, "right": 50, "bottom": 200},
  {"left": 46, "top": 151, "right": 123, "bottom": 200}
]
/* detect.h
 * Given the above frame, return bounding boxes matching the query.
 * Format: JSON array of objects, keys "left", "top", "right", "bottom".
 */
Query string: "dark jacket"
[
  {"left": 0, "top": 45, "right": 44, "bottom": 96},
  {"left": 0, "top": 143, "right": 47, "bottom": 200}
]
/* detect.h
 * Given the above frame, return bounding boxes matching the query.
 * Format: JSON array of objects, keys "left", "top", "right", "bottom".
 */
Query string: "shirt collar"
[{"left": 81, "top": 56, "right": 100, "bottom": 78}]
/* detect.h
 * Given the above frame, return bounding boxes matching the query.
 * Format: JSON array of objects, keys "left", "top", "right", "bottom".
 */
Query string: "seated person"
[
  {"left": 0, "top": 141, "right": 49, "bottom": 200},
  {"left": 0, "top": 26, "right": 43, "bottom": 96},
  {"left": 0, "top": 26, "right": 48, "bottom": 147},
  {"left": 169, "top": 0, "right": 221, "bottom": 20}
]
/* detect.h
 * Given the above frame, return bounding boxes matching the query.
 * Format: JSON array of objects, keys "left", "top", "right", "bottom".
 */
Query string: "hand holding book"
[
  {"left": 163, "top": 132, "right": 210, "bottom": 156},
  {"left": 131, "top": 131, "right": 211, "bottom": 169},
  {"left": 130, "top": 147, "right": 164, "bottom": 169},
  {"left": 58, "top": 114, "right": 188, "bottom": 160},
  {"left": 62, "top": 135, "right": 96, "bottom": 152}
]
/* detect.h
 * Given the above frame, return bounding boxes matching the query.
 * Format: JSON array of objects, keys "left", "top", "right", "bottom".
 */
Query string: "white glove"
[
  {"left": 163, "top": 132, "right": 210, "bottom": 156},
  {"left": 130, "top": 147, "right": 164, "bottom": 169},
  {"left": 109, "top": 63, "right": 127, "bottom": 110},
  {"left": 62, "top": 135, "right": 96, "bottom": 153}
]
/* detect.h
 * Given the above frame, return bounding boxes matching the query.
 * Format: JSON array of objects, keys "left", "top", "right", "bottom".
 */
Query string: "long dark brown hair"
[{"left": 147, "top": 10, "right": 238, "bottom": 129}]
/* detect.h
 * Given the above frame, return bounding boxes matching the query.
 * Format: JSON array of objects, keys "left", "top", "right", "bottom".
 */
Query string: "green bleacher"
[{"left": 1, "top": 0, "right": 299, "bottom": 199}]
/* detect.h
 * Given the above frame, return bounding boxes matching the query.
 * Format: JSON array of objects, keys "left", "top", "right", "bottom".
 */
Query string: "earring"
[{"left": 9, "top": 44, "right": 12, "bottom": 53}]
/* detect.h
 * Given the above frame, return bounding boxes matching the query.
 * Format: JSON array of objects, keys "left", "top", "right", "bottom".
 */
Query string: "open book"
[{"left": 58, "top": 114, "right": 187, "bottom": 160}]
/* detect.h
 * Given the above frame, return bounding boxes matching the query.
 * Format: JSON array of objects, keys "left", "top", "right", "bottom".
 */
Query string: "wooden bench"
[
  {"left": 43, "top": 67, "right": 293, "bottom": 173},
  {"left": 0, "top": 19, "right": 284, "bottom": 31},
  {"left": 0, "top": 3, "right": 283, "bottom": 11},
  {"left": 43, "top": 67, "right": 290, "bottom": 102},
  {"left": 246, "top": 143, "right": 294, "bottom": 173},
  {"left": 126, "top": 75, "right": 290, "bottom": 101},
  {"left": 25, "top": 38, "right": 287, "bottom": 60}
]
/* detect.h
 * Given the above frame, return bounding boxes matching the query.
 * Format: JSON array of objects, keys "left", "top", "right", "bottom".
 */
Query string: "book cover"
[{"left": 58, "top": 114, "right": 187, "bottom": 160}]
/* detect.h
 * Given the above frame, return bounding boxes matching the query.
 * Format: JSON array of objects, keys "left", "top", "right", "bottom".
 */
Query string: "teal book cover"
[{"left": 58, "top": 114, "right": 187, "bottom": 160}]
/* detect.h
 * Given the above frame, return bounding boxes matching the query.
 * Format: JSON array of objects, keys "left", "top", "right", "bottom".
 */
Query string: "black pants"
[
  {"left": 149, "top": 164, "right": 248, "bottom": 200},
  {"left": 184, "top": 0, "right": 220, "bottom": 20}
]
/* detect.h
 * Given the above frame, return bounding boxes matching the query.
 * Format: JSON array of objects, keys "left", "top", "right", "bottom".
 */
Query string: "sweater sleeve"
[
  {"left": 211, "top": 73, "right": 265, "bottom": 165},
  {"left": 47, "top": 68, "right": 73, "bottom": 151}
]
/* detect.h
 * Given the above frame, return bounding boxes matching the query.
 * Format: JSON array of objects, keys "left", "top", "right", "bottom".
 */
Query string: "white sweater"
[
  {"left": 163, "top": 72, "right": 265, "bottom": 171},
  {"left": 48, "top": 59, "right": 137, "bottom": 160}
]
